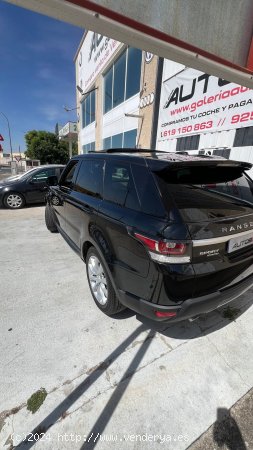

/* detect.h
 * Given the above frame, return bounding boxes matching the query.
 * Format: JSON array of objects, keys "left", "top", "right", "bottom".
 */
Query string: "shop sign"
[
  {"left": 78, "top": 31, "right": 121, "bottom": 91},
  {"left": 157, "top": 68, "right": 252, "bottom": 142}
]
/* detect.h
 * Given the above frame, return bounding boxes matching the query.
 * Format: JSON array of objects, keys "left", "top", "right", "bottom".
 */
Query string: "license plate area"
[{"left": 228, "top": 233, "right": 253, "bottom": 253}]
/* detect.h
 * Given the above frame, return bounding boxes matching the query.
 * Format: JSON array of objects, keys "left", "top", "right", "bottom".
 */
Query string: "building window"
[
  {"left": 112, "top": 133, "right": 123, "bottom": 148},
  {"left": 82, "top": 141, "right": 95, "bottom": 153},
  {"left": 103, "top": 134, "right": 123, "bottom": 149},
  {"left": 234, "top": 126, "right": 253, "bottom": 147},
  {"left": 103, "top": 47, "right": 142, "bottom": 114},
  {"left": 113, "top": 52, "right": 126, "bottom": 108},
  {"left": 82, "top": 89, "right": 95, "bottom": 128},
  {"left": 103, "top": 137, "right": 111, "bottom": 150},
  {"left": 213, "top": 148, "right": 231, "bottom": 159},
  {"left": 126, "top": 47, "right": 142, "bottom": 100},
  {"left": 199, "top": 148, "right": 231, "bottom": 159},
  {"left": 176, "top": 134, "right": 200, "bottom": 151},
  {"left": 123, "top": 129, "right": 137, "bottom": 148},
  {"left": 103, "top": 129, "right": 137, "bottom": 150},
  {"left": 104, "top": 69, "right": 113, "bottom": 114}
]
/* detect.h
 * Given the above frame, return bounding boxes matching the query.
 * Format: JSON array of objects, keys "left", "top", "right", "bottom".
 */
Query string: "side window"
[
  {"left": 104, "top": 161, "right": 140, "bottom": 210},
  {"left": 131, "top": 164, "right": 165, "bottom": 217},
  {"left": 60, "top": 160, "right": 79, "bottom": 188},
  {"left": 31, "top": 168, "right": 55, "bottom": 183},
  {"left": 75, "top": 159, "right": 104, "bottom": 197}
]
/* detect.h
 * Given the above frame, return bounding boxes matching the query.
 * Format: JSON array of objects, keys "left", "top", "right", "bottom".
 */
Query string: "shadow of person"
[{"left": 213, "top": 407, "right": 247, "bottom": 450}]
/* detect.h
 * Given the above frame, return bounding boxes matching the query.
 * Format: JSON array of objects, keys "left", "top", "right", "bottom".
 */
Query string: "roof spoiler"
[{"left": 149, "top": 158, "right": 252, "bottom": 172}]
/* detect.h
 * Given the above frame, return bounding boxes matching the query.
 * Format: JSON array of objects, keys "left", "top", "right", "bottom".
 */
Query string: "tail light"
[{"left": 134, "top": 233, "right": 191, "bottom": 263}]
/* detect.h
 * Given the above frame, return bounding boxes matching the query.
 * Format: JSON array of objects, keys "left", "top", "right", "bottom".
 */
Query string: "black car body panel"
[
  {"left": 46, "top": 151, "right": 253, "bottom": 322},
  {"left": 118, "top": 268, "right": 253, "bottom": 322}
]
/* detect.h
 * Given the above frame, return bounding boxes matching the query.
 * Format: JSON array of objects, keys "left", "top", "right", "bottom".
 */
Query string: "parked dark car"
[
  {"left": 45, "top": 150, "right": 253, "bottom": 322},
  {"left": 0, "top": 165, "right": 65, "bottom": 209}
]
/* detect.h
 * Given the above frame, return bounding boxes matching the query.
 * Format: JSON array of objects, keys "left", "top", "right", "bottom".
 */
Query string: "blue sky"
[{"left": 0, "top": 1, "right": 83, "bottom": 152}]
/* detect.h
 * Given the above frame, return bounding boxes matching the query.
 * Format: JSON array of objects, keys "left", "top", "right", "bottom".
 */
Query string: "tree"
[
  {"left": 54, "top": 123, "right": 59, "bottom": 136},
  {"left": 24, "top": 130, "right": 77, "bottom": 164}
]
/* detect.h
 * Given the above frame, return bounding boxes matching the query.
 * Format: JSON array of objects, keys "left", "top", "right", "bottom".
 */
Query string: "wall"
[{"left": 137, "top": 53, "right": 158, "bottom": 148}]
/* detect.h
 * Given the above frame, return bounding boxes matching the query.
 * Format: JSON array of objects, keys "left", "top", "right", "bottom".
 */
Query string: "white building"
[
  {"left": 75, "top": 32, "right": 253, "bottom": 177},
  {"left": 75, "top": 31, "right": 144, "bottom": 153}
]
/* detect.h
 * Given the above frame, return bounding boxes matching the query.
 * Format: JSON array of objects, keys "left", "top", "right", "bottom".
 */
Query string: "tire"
[
  {"left": 45, "top": 204, "right": 58, "bottom": 233},
  {"left": 4, "top": 192, "right": 25, "bottom": 209},
  {"left": 86, "top": 246, "right": 125, "bottom": 316}
]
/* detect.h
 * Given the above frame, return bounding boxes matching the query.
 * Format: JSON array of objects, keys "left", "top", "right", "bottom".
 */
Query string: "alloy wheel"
[
  {"left": 88, "top": 255, "right": 108, "bottom": 305},
  {"left": 6, "top": 194, "right": 23, "bottom": 209}
]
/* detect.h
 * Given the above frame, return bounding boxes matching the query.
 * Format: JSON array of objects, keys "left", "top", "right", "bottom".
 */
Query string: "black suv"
[
  {"left": 0, "top": 165, "right": 64, "bottom": 209},
  {"left": 45, "top": 150, "right": 253, "bottom": 322}
]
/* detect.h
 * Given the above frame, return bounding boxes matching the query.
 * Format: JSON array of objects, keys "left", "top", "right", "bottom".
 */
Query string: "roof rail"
[{"left": 89, "top": 148, "right": 158, "bottom": 154}]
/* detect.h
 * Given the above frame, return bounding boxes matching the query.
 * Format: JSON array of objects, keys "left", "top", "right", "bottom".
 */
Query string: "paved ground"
[
  {"left": 189, "top": 387, "right": 253, "bottom": 450},
  {"left": 0, "top": 206, "right": 252, "bottom": 450}
]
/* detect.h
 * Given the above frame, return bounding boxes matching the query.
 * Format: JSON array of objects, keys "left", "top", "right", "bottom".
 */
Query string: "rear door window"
[
  {"left": 104, "top": 161, "right": 140, "bottom": 211},
  {"left": 154, "top": 166, "right": 253, "bottom": 221},
  {"left": 74, "top": 159, "right": 103, "bottom": 197}
]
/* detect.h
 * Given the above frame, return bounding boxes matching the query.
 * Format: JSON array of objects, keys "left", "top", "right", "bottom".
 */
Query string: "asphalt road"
[{"left": 0, "top": 206, "right": 252, "bottom": 449}]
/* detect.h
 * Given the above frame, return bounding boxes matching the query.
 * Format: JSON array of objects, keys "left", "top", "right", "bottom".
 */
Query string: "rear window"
[{"left": 154, "top": 166, "right": 253, "bottom": 222}]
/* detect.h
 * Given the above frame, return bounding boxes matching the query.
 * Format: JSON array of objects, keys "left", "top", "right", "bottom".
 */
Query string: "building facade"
[
  {"left": 75, "top": 32, "right": 253, "bottom": 176},
  {"left": 75, "top": 31, "right": 159, "bottom": 153}
]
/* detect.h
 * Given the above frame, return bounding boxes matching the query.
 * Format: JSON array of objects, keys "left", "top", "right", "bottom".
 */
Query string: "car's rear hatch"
[{"left": 150, "top": 157, "right": 253, "bottom": 297}]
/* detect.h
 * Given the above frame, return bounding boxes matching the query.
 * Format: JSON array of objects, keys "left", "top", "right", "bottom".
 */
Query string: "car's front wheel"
[
  {"left": 4, "top": 192, "right": 25, "bottom": 209},
  {"left": 45, "top": 204, "right": 58, "bottom": 232},
  {"left": 86, "top": 247, "right": 125, "bottom": 316}
]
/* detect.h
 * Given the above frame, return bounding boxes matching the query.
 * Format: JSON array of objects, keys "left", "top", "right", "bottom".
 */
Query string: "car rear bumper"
[{"left": 118, "top": 273, "right": 253, "bottom": 322}]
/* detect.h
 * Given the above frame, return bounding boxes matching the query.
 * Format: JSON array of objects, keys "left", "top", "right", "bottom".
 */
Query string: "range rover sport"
[{"left": 45, "top": 150, "right": 253, "bottom": 322}]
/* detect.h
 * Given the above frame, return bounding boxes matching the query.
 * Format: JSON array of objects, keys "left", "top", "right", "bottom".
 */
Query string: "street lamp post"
[{"left": 0, "top": 111, "right": 13, "bottom": 161}]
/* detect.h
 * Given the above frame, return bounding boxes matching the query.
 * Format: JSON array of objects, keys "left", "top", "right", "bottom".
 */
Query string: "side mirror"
[{"left": 46, "top": 175, "right": 58, "bottom": 186}]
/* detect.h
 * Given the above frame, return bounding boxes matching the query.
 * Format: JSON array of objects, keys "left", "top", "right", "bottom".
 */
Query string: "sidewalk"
[{"left": 189, "top": 388, "right": 253, "bottom": 450}]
